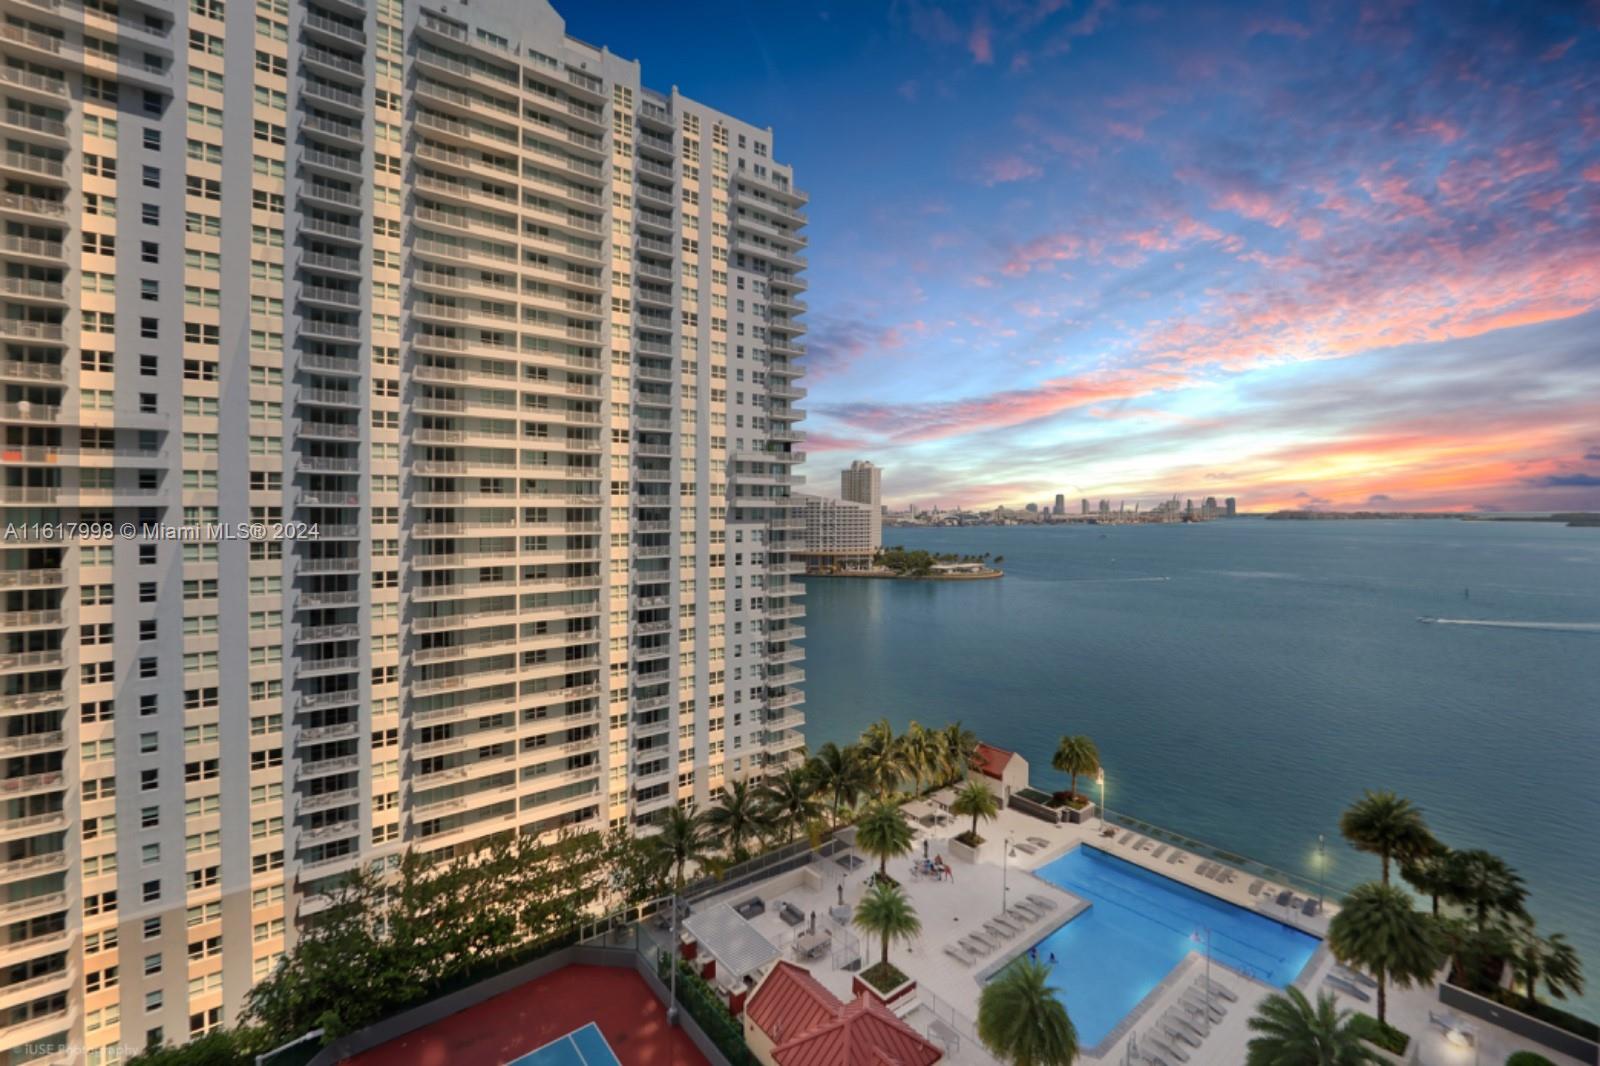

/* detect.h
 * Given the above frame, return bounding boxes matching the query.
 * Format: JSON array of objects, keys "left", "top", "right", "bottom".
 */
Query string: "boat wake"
[
  {"left": 1418, "top": 618, "right": 1600, "bottom": 633},
  {"left": 1067, "top": 576, "right": 1172, "bottom": 584}
]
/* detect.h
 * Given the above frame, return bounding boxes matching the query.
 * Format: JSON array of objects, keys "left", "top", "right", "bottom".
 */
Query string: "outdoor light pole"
[
  {"left": 668, "top": 892, "right": 680, "bottom": 1025},
  {"left": 1002, "top": 831, "right": 1012, "bottom": 913},
  {"left": 1316, "top": 833, "right": 1326, "bottom": 912},
  {"left": 1097, "top": 769, "right": 1108, "bottom": 832}
]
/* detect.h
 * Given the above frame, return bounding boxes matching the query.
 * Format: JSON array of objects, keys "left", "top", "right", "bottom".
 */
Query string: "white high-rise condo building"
[
  {"left": 839, "top": 459, "right": 880, "bottom": 551},
  {"left": 0, "top": 0, "right": 805, "bottom": 1057}
]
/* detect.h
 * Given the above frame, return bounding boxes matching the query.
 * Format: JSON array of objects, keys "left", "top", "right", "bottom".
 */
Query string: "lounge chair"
[
  {"left": 969, "top": 931, "right": 997, "bottom": 952},
  {"left": 1168, "top": 850, "right": 1188, "bottom": 864},
  {"left": 1210, "top": 866, "right": 1230, "bottom": 883},
  {"left": 1196, "top": 976, "right": 1238, "bottom": 1003},
  {"left": 1119, "top": 830, "right": 1135, "bottom": 845},
  {"left": 984, "top": 922, "right": 1013, "bottom": 941},
  {"left": 960, "top": 936, "right": 991, "bottom": 957},
  {"left": 1158, "top": 1014, "right": 1202, "bottom": 1048},
  {"left": 1334, "top": 964, "right": 1378, "bottom": 988},
  {"left": 1013, "top": 902, "right": 1041, "bottom": 921},
  {"left": 1025, "top": 893, "right": 1057, "bottom": 912},
  {"left": 1247, "top": 879, "right": 1264, "bottom": 896},
  {"left": 1324, "top": 974, "right": 1370, "bottom": 1002},
  {"left": 1150, "top": 844, "right": 1169, "bottom": 860},
  {"left": 1166, "top": 1008, "right": 1208, "bottom": 1040},
  {"left": 992, "top": 916, "right": 1022, "bottom": 936},
  {"left": 1274, "top": 889, "right": 1294, "bottom": 908},
  {"left": 1181, "top": 991, "right": 1226, "bottom": 1022},
  {"left": 1005, "top": 906, "right": 1035, "bottom": 926},
  {"left": 943, "top": 944, "right": 973, "bottom": 967},
  {"left": 1195, "top": 861, "right": 1214, "bottom": 877},
  {"left": 1302, "top": 897, "right": 1321, "bottom": 917},
  {"left": 1145, "top": 1034, "right": 1190, "bottom": 1063},
  {"left": 1028, "top": 836, "right": 1050, "bottom": 848},
  {"left": 1014, "top": 842, "right": 1037, "bottom": 855}
]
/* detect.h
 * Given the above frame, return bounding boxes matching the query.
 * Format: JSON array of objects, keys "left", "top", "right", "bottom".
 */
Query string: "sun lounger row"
[
  {"left": 1324, "top": 973, "right": 1371, "bottom": 1002},
  {"left": 1024, "top": 893, "right": 1057, "bottom": 912},
  {"left": 1137, "top": 977, "right": 1234, "bottom": 1064},
  {"left": 1026, "top": 836, "right": 1050, "bottom": 849}
]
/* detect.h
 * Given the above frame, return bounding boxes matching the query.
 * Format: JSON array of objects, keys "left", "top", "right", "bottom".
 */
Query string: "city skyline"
[{"left": 571, "top": 1, "right": 1600, "bottom": 514}]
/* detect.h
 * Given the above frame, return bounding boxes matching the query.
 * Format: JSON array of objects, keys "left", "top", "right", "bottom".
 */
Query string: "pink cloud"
[
  {"left": 981, "top": 156, "right": 1043, "bottom": 185},
  {"left": 1000, "top": 232, "right": 1083, "bottom": 276},
  {"left": 1245, "top": 16, "right": 1311, "bottom": 39},
  {"left": 968, "top": 16, "right": 993, "bottom": 64},
  {"left": 1584, "top": 164, "right": 1600, "bottom": 183},
  {"left": 1540, "top": 37, "right": 1576, "bottom": 62}
]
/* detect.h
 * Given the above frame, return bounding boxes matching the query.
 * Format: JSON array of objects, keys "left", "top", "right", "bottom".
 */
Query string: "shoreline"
[{"left": 803, "top": 567, "right": 1003, "bottom": 581}]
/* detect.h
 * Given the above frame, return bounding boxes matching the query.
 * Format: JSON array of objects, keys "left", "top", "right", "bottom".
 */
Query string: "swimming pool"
[{"left": 1017, "top": 846, "right": 1320, "bottom": 1048}]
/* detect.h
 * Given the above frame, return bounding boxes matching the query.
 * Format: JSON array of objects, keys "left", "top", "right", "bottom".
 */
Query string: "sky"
[{"left": 565, "top": 1, "right": 1600, "bottom": 513}]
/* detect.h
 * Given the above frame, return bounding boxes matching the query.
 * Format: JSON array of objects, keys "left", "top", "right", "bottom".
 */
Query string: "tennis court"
[{"left": 509, "top": 1022, "right": 622, "bottom": 1066}]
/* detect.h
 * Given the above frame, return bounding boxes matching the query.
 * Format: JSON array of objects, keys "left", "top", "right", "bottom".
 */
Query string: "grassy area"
[
  {"left": 1348, "top": 1013, "right": 1410, "bottom": 1056},
  {"left": 1505, "top": 1053, "right": 1556, "bottom": 1066},
  {"left": 859, "top": 961, "right": 910, "bottom": 995}
]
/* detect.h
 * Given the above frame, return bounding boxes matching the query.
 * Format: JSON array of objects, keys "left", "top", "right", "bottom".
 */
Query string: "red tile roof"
[
  {"left": 972, "top": 742, "right": 1014, "bottom": 780},
  {"left": 771, "top": 993, "right": 943, "bottom": 1066},
  {"left": 746, "top": 962, "right": 841, "bottom": 1047}
]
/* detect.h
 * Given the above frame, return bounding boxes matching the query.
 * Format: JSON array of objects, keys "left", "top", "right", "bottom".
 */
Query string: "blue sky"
[{"left": 566, "top": 1, "right": 1600, "bottom": 511}]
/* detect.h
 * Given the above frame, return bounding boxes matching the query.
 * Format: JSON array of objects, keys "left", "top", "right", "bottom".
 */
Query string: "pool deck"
[{"left": 689, "top": 795, "right": 1592, "bottom": 1065}]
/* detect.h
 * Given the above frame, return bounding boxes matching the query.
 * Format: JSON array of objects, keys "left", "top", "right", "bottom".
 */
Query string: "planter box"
[
  {"left": 1007, "top": 792, "right": 1062, "bottom": 825},
  {"left": 949, "top": 837, "right": 980, "bottom": 864},
  {"left": 853, "top": 972, "right": 917, "bottom": 1010},
  {"left": 1440, "top": 981, "right": 1600, "bottom": 1063}
]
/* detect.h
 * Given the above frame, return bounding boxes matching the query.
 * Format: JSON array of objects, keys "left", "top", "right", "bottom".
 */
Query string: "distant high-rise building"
[
  {"left": 1082, "top": 499, "right": 1090, "bottom": 515},
  {"left": 1226, "top": 497, "right": 1238, "bottom": 517},
  {"left": 840, "top": 460, "right": 882, "bottom": 548},
  {"left": 1053, "top": 494, "right": 1065, "bottom": 515},
  {"left": 1025, "top": 502, "right": 1038, "bottom": 512},
  {"left": 796, "top": 494, "right": 878, "bottom": 572},
  {"left": 1186, "top": 499, "right": 1195, "bottom": 516},
  {"left": 1099, "top": 499, "right": 1111, "bottom": 515}
]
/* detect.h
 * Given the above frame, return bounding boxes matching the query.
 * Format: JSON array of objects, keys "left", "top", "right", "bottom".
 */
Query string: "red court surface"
[{"left": 342, "top": 964, "right": 710, "bottom": 1066}]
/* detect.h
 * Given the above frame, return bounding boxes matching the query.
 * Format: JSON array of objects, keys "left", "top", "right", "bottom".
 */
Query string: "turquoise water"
[
  {"left": 800, "top": 520, "right": 1600, "bottom": 1021},
  {"left": 1025, "top": 846, "right": 1320, "bottom": 1046}
]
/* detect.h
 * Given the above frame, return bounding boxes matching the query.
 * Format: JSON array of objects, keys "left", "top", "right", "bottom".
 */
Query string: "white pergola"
[{"left": 684, "top": 902, "right": 781, "bottom": 982}]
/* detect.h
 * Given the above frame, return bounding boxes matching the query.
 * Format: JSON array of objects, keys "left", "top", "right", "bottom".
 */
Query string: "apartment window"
[
  {"left": 142, "top": 164, "right": 160, "bottom": 188},
  {"left": 143, "top": 880, "right": 161, "bottom": 904}
]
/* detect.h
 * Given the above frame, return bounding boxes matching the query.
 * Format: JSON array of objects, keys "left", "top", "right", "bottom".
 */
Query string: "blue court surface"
[{"left": 507, "top": 1022, "right": 623, "bottom": 1066}]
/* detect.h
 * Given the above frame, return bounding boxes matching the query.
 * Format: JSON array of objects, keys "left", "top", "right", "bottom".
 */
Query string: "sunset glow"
[{"left": 577, "top": 1, "right": 1600, "bottom": 511}]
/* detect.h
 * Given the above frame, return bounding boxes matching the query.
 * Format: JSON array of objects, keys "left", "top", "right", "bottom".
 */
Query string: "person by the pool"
[
  {"left": 1028, "top": 946, "right": 1038, "bottom": 962},
  {"left": 1049, "top": 952, "right": 1058, "bottom": 966}
]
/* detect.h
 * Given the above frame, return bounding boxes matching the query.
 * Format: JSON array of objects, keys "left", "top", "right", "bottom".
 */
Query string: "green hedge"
[
  {"left": 658, "top": 953, "right": 761, "bottom": 1066},
  {"left": 1505, "top": 1053, "right": 1555, "bottom": 1066},
  {"left": 1348, "top": 1013, "right": 1410, "bottom": 1056}
]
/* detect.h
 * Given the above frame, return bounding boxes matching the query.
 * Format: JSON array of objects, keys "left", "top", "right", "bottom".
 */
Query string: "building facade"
[
  {"left": 0, "top": 0, "right": 805, "bottom": 1058},
  {"left": 793, "top": 494, "right": 876, "bottom": 573},
  {"left": 838, "top": 459, "right": 879, "bottom": 551}
]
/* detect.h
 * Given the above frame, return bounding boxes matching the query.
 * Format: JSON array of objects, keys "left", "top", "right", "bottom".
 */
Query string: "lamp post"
[
  {"left": 1097, "top": 769, "right": 1108, "bottom": 833},
  {"left": 668, "top": 892, "right": 680, "bottom": 1025},
  {"left": 1002, "top": 831, "right": 1013, "bottom": 913},
  {"left": 1316, "top": 833, "right": 1326, "bottom": 914}
]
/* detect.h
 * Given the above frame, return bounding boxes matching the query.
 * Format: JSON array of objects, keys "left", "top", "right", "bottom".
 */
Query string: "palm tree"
[
  {"left": 1442, "top": 849, "right": 1528, "bottom": 933},
  {"left": 1327, "top": 881, "right": 1442, "bottom": 1026},
  {"left": 977, "top": 958, "right": 1079, "bottom": 1066},
  {"left": 646, "top": 803, "right": 711, "bottom": 892},
  {"left": 1399, "top": 844, "right": 1456, "bottom": 916},
  {"left": 1245, "top": 987, "right": 1383, "bottom": 1066},
  {"left": 1051, "top": 735, "right": 1100, "bottom": 803},
  {"left": 1433, "top": 914, "right": 1515, "bottom": 989},
  {"left": 1510, "top": 931, "right": 1585, "bottom": 1009},
  {"left": 854, "top": 800, "right": 914, "bottom": 879},
  {"left": 1338, "top": 790, "right": 1435, "bottom": 885},
  {"left": 852, "top": 880, "right": 921, "bottom": 975},
  {"left": 951, "top": 778, "right": 1000, "bottom": 844},
  {"left": 901, "top": 722, "right": 937, "bottom": 798},
  {"left": 808, "top": 742, "right": 868, "bottom": 829},
  {"left": 704, "top": 779, "right": 772, "bottom": 862},
  {"left": 938, "top": 722, "right": 979, "bottom": 785},
  {"left": 761, "top": 767, "right": 821, "bottom": 844},
  {"left": 859, "top": 718, "right": 903, "bottom": 799}
]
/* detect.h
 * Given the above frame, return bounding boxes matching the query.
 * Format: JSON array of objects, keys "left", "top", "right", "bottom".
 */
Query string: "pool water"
[{"left": 1021, "top": 846, "right": 1321, "bottom": 1047}]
